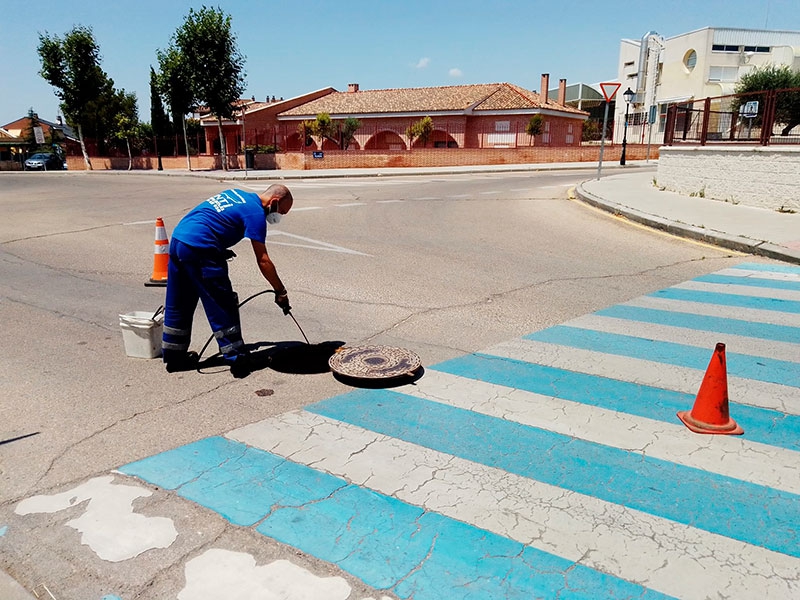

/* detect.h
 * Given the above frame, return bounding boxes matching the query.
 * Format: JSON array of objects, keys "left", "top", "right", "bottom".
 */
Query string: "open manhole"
[{"left": 329, "top": 345, "right": 422, "bottom": 383}]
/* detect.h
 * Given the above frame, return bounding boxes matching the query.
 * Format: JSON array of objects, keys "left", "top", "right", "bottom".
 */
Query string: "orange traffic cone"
[
  {"left": 677, "top": 343, "right": 743, "bottom": 435},
  {"left": 144, "top": 217, "right": 169, "bottom": 287}
]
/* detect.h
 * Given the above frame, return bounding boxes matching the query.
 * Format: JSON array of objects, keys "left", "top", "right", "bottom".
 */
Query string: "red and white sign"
[{"left": 600, "top": 82, "right": 622, "bottom": 103}]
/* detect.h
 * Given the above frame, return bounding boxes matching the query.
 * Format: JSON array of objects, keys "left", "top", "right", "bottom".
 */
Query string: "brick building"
[{"left": 202, "top": 75, "right": 588, "bottom": 155}]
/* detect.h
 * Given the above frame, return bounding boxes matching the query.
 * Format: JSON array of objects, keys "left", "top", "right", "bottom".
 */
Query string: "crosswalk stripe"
[
  {"left": 626, "top": 295, "right": 800, "bottom": 326},
  {"left": 568, "top": 312, "right": 800, "bottom": 359},
  {"left": 525, "top": 326, "right": 799, "bottom": 387},
  {"left": 120, "top": 436, "right": 671, "bottom": 600},
  {"left": 307, "top": 389, "right": 800, "bottom": 558},
  {"left": 593, "top": 304, "right": 800, "bottom": 345},
  {"left": 731, "top": 262, "right": 800, "bottom": 275},
  {"left": 484, "top": 337, "right": 800, "bottom": 416},
  {"left": 677, "top": 278, "right": 800, "bottom": 301},
  {"left": 390, "top": 368, "right": 800, "bottom": 492},
  {"left": 653, "top": 287, "right": 800, "bottom": 312},
  {"left": 695, "top": 273, "right": 800, "bottom": 291},
  {"left": 228, "top": 410, "right": 800, "bottom": 600}
]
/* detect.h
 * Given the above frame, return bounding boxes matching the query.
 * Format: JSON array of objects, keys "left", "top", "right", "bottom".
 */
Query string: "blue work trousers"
[{"left": 162, "top": 239, "right": 246, "bottom": 365}]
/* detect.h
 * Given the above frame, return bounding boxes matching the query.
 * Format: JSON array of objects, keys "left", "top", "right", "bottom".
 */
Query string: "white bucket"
[{"left": 120, "top": 311, "right": 164, "bottom": 359}]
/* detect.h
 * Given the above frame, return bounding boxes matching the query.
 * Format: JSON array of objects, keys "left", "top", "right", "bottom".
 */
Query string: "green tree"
[
  {"left": 526, "top": 115, "right": 544, "bottom": 141},
  {"left": 406, "top": 116, "right": 433, "bottom": 148},
  {"left": 157, "top": 46, "right": 195, "bottom": 169},
  {"left": 37, "top": 25, "right": 114, "bottom": 170},
  {"left": 339, "top": 117, "right": 361, "bottom": 150},
  {"left": 174, "top": 6, "right": 246, "bottom": 170},
  {"left": 110, "top": 90, "right": 139, "bottom": 170},
  {"left": 734, "top": 64, "right": 800, "bottom": 136},
  {"left": 149, "top": 66, "right": 171, "bottom": 155},
  {"left": 306, "top": 112, "right": 337, "bottom": 149}
]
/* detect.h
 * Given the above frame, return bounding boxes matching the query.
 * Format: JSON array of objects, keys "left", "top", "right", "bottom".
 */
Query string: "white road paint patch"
[
  {"left": 178, "top": 549, "right": 352, "bottom": 600},
  {"left": 123, "top": 220, "right": 157, "bottom": 226},
  {"left": 15, "top": 475, "right": 177, "bottom": 562},
  {"left": 376, "top": 199, "right": 404, "bottom": 203},
  {"left": 335, "top": 202, "right": 366, "bottom": 207},
  {"left": 266, "top": 230, "right": 371, "bottom": 256},
  {"left": 291, "top": 206, "right": 324, "bottom": 211}
]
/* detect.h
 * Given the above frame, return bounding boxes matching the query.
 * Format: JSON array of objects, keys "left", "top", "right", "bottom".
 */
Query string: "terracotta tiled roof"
[{"left": 279, "top": 83, "right": 587, "bottom": 117}]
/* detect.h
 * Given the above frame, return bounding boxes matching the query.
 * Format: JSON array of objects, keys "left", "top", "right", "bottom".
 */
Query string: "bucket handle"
[{"left": 151, "top": 305, "right": 164, "bottom": 322}]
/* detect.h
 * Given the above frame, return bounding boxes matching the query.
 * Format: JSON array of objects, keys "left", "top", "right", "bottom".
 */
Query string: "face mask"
[{"left": 266, "top": 201, "right": 282, "bottom": 225}]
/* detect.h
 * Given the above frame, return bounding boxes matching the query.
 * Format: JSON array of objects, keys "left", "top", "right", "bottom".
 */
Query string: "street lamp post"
[{"left": 620, "top": 87, "right": 635, "bottom": 166}]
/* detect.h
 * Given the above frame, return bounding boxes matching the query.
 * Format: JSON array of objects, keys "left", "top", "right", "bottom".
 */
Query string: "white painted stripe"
[
  {"left": 626, "top": 296, "right": 800, "bottom": 327},
  {"left": 446, "top": 194, "right": 470, "bottom": 198},
  {"left": 484, "top": 337, "right": 800, "bottom": 414},
  {"left": 124, "top": 220, "right": 155, "bottom": 226},
  {"left": 674, "top": 280, "right": 800, "bottom": 301},
  {"left": 479, "top": 191, "right": 502, "bottom": 195},
  {"left": 228, "top": 410, "right": 800, "bottom": 600},
  {"left": 334, "top": 202, "right": 366, "bottom": 208},
  {"left": 564, "top": 313, "right": 800, "bottom": 361},
  {"left": 376, "top": 199, "right": 404, "bottom": 203},
  {"left": 716, "top": 267, "right": 800, "bottom": 283},
  {"left": 153, "top": 246, "right": 169, "bottom": 254},
  {"left": 417, "top": 197, "right": 440, "bottom": 200},
  {"left": 291, "top": 206, "right": 324, "bottom": 211},
  {"left": 266, "top": 231, "right": 370, "bottom": 256}
]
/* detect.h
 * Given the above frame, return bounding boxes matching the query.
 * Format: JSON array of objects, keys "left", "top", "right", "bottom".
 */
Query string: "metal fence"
[{"left": 663, "top": 87, "right": 800, "bottom": 146}]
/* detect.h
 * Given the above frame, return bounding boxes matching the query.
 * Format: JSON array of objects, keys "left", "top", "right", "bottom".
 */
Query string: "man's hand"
[{"left": 274, "top": 289, "right": 291, "bottom": 314}]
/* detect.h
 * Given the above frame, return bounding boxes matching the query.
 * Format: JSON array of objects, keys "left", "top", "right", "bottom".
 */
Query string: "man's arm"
[{"left": 251, "top": 240, "right": 285, "bottom": 292}]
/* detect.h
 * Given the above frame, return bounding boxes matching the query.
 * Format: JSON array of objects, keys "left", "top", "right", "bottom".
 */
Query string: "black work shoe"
[
  {"left": 165, "top": 351, "right": 199, "bottom": 373},
  {"left": 230, "top": 355, "right": 253, "bottom": 379}
]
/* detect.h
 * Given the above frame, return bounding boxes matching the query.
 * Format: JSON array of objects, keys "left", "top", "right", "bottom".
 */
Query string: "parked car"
[{"left": 24, "top": 153, "right": 65, "bottom": 171}]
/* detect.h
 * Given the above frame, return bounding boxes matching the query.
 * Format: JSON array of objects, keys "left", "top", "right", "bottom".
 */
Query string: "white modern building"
[{"left": 614, "top": 27, "right": 800, "bottom": 143}]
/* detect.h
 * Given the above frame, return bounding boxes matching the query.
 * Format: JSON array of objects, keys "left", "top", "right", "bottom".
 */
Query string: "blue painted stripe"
[
  {"left": 650, "top": 287, "right": 800, "bottom": 313},
  {"left": 121, "top": 436, "right": 672, "bottom": 600},
  {"left": 308, "top": 390, "right": 800, "bottom": 558},
  {"left": 595, "top": 304, "right": 800, "bottom": 344},
  {"left": 432, "top": 353, "right": 800, "bottom": 452},
  {"left": 524, "top": 326, "right": 799, "bottom": 388},
  {"left": 732, "top": 262, "right": 800, "bottom": 275},
  {"left": 694, "top": 273, "right": 800, "bottom": 292}
]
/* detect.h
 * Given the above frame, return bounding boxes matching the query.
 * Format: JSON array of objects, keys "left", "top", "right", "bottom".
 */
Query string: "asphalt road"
[{"left": 0, "top": 168, "right": 750, "bottom": 597}]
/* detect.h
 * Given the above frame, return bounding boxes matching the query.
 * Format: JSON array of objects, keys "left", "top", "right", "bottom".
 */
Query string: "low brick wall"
[
  {"left": 52, "top": 145, "right": 655, "bottom": 172},
  {"left": 275, "top": 145, "right": 654, "bottom": 170},
  {"left": 657, "top": 146, "right": 800, "bottom": 211}
]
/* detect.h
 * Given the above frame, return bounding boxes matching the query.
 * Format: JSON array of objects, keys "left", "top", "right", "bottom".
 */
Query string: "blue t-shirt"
[{"left": 172, "top": 189, "right": 267, "bottom": 250}]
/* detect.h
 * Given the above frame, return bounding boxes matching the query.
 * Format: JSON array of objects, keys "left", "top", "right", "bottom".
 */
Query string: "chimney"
[
  {"left": 347, "top": 83, "right": 359, "bottom": 93},
  {"left": 540, "top": 74, "right": 550, "bottom": 102},
  {"left": 558, "top": 79, "right": 567, "bottom": 105}
]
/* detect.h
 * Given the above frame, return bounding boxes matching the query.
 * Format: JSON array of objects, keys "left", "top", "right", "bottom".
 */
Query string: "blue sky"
[{"left": 2, "top": 0, "right": 799, "bottom": 125}]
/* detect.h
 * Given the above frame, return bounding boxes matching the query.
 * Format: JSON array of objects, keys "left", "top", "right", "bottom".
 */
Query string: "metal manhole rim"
[{"left": 328, "top": 344, "right": 422, "bottom": 380}]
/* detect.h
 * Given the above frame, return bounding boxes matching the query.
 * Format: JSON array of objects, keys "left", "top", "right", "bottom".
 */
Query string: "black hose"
[{"left": 197, "top": 289, "right": 277, "bottom": 361}]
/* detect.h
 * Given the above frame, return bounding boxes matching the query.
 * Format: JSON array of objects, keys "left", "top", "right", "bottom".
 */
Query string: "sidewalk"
[{"left": 575, "top": 170, "right": 800, "bottom": 265}]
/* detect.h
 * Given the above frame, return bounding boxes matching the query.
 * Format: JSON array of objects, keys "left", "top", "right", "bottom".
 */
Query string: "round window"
[{"left": 683, "top": 49, "right": 697, "bottom": 71}]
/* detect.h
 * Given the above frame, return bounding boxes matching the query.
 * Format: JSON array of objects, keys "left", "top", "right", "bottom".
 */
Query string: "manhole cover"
[{"left": 329, "top": 345, "right": 422, "bottom": 380}]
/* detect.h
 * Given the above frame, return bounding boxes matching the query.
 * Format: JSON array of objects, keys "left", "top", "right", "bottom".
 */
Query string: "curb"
[{"left": 574, "top": 183, "right": 800, "bottom": 266}]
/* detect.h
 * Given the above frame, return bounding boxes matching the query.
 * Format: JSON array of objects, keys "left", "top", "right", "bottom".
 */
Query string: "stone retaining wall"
[{"left": 657, "top": 146, "right": 799, "bottom": 211}]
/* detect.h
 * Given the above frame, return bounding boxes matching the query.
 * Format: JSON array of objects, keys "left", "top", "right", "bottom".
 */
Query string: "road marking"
[
  {"left": 335, "top": 202, "right": 366, "bottom": 208},
  {"left": 179, "top": 550, "right": 352, "bottom": 600},
  {"left": 15, "top": 476, "right": 177, "bottom": 562},
  {"left": 266, "top": 231, "right": 370, "bottom": 256}
]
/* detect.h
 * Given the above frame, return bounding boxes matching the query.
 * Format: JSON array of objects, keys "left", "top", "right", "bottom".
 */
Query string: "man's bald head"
[{"left": 260, "top": 184, "right": 293, "bottom": 215}]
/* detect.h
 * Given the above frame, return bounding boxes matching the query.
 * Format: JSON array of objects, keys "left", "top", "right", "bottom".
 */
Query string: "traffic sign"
[
  {"left": 600, "top": 82, "right": 622, "bottom": 103},
  {"left": 740, "top": 101, "right": 759, "bottom": 118}
]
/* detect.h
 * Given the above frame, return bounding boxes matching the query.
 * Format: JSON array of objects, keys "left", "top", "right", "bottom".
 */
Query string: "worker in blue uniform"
[{"left": 161, "top": 184, "right": 294, "bottom": 377}]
